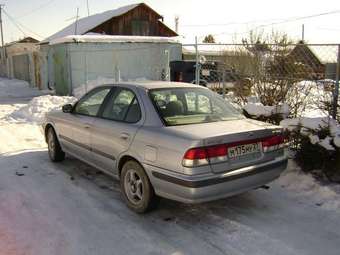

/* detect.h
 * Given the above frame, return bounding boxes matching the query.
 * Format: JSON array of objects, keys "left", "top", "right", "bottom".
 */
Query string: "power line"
[
  {"left": 181, "top": 18, "right": 285, "bottom": 28},
  {"left": 14, "top": 0, "right": 56, "bottom": 19},
  {"left": 247, "top": 9, "right": 340, "bottom": 32},
  {"left": 3, "top": 10, "right": 45, "bottom": 39},
  {"left": 3, "top": 10, "right": 26, "bottom": 37},
  {"left": 316, "top": 27, "right": 340, "bottom": 31},
  {"left": 195, "top": 9, "right": 340, "bottom": 38},
  {"left": 86, "top": 0, "right": 90, "bottom": 16}
]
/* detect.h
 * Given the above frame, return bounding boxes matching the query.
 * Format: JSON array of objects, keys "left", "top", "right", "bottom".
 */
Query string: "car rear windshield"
[{"left": 149, "top": 87, "right": 244, "bottom": 126}]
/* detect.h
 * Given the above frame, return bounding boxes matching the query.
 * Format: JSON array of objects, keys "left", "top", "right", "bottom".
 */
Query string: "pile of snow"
[
  {"left": 280, "top": 117, "right": 340, "bottom": 151},
  {"left": 73, "top": 77, "right": 116, "bottom": 98},
  {"left": 8, "top": 95, "right": 77, "bottom": 123},
  {"left": 0, "top": 78, "right": 51, "bottom": 99},
  {"left": 243, "top": 102, "right": 289, "bottom": 118}
]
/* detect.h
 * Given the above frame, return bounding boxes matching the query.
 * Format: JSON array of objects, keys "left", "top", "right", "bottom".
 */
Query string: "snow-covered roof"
[
  {"left": 308, "top": 46, "right": 338, "bottom": 64},
  {"left": 49, "top": 34, "right": 181, "bottom": 45},
  {"left": 182, "top": 45, "right": 249, "bottom": 56},
  {"left": 42, "top": 3, "right": 140, "bottom": 44}
]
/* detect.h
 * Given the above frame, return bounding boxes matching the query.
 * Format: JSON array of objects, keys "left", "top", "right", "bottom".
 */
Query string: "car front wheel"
[
  {"left": 47, "top": 127, "right": 65, "bottom": 162},
  {"left": 120, "top": 160, "right": 159, "bottom": 213}
]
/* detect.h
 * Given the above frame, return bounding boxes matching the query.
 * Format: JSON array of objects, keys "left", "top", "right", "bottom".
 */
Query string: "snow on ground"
[
  {"left": 278, "top": 161, "right": 340, "bottom": 210},
  {"left": 0, "top": 77, "right": 340, "bottom": 255}
]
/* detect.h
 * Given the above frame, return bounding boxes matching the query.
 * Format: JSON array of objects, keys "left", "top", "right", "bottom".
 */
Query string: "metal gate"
[{"left": 12, "top": 54, "right": 30, "bottom": 82}]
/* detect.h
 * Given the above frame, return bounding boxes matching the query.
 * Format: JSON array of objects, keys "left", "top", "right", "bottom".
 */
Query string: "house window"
[{"left": 131, "top": 20, "right": 150, "bottom": 36}]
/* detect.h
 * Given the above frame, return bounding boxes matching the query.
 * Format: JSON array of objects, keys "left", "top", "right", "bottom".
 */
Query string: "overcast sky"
[{"left": 1, "top": 0, "right": 339, "bottom": 44}]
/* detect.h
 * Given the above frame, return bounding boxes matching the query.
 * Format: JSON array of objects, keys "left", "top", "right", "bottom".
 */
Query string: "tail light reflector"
[{"left": 182, "top": 144, "right": 227, "bottom": 167}]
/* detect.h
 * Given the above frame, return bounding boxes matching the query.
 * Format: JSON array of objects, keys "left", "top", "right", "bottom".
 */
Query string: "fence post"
[
  {"left": 222, "top": 70, "right": 226, "bottom": 98},
  {"left": 332, "top": 44, "right": 340, "bottom": 119},
  {"left": 164, "top": 50, "right": 170, "bottom": 81},
  {"left": 84, "top": 52, "right": 88, "bottom": 93},
  {"left": 195, "top": 36, "right": 200, "bottom": 85},
  {"left": 114, "top": 66, "right": 120, "bottom": 82}
]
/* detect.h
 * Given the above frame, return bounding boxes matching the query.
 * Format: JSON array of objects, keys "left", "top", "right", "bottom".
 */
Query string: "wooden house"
[{"left": 42, "top": 3, "right": 177, "bottom": 44}]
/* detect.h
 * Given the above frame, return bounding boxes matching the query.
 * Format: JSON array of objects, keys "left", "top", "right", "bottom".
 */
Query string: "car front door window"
[
  {"left": 74, "top": 88, "right": 111, "bottom": 117},
  {"left": 102, "top": 89, "right": 141, "bottom": 123}
]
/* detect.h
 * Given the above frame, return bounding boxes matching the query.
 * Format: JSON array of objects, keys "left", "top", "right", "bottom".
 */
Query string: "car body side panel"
[
  {"left": 69, "top": 114, "right": 96, "bottom": 160},
  {"left": 45, "top": 112, "right": 77, "bottom": 153},
  {"left": 131, "top": 126, "right": 213, "bottom": 175},
  {"left": 91, "top": 118, "right": 142, "bottom": 175}
]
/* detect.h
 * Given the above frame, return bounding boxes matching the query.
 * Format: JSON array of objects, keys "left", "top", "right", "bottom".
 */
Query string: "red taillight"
[
  {"left": 262, "top": 135, "right": 285, "bottom": 152},
  {"left": 183, "top": 148, "right": 207, "bottom": 160},
  {"left": 183, "top": 144, "right": 228, "bottom": 167},
  {"left": 206, "top": 144, "right": 227, "bottom": 158}
]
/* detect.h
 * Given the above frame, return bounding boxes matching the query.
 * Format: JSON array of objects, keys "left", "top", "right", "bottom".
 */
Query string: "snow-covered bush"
[
  {"left": 243, "top": 102, "right": 289, "bottom": 124},
  {"left": 280, "top": 117, "right": 340, "bottom": 180}
]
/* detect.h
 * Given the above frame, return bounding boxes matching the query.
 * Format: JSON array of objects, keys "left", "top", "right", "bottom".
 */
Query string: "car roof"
[{"left": 101, "top": 81, "right": 203, "bottom": 90}]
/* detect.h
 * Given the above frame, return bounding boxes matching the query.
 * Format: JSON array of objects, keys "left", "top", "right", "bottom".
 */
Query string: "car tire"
[
  {"left": 120, "top": 160, "right": 159, "bottom": 213},
  {"left": 47, "top": 127, "right": 65, "bottom": 162}
]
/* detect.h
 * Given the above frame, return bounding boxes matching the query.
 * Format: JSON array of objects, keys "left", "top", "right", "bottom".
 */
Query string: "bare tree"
[
  {"left": 203, "top": 34, "right": 216, "bottom": 43},
  {"left": 230, "top": 30, "right": 314, "bottom": 117}
]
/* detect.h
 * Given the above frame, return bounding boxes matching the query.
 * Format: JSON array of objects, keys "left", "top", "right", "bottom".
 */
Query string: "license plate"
[{"left": 228, "top": 143, "right": 261, "bottom": 159}]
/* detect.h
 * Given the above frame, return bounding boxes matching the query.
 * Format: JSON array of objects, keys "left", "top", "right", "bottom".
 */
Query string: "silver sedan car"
[{"left": 43, "top": 81, "right": 287, "bottom": 213}]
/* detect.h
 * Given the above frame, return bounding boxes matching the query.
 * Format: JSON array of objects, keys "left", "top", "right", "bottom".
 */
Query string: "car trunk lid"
[{"left": 174, "top": 119, "right": 283, "bottom": 173}]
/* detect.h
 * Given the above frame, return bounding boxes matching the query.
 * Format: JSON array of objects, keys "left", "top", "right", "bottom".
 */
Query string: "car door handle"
[{"left": 120, "top": 133, "right": 130, "bottom": 140}]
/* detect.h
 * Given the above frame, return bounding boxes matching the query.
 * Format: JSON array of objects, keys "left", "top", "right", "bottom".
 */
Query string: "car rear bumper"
[{"left": 144, "top": 157, "right": 288, "bottom": 203}]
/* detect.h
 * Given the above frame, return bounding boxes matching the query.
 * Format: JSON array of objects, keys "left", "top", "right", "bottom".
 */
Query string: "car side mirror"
[{"left": 62, "top": 104, "right": 73, "bottom": 113}]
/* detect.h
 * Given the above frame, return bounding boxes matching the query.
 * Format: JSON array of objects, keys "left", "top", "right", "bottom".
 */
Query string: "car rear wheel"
[
  {"left": 47, "top": 127, "right": 65, "bottom": 162},
  {"left": 120, "top": 160, "right": 159, "bottom": 213}
]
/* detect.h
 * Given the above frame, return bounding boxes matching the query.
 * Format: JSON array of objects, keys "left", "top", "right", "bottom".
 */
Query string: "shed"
[
  {"left": 40, "top": 35, "right": 182, "bottom": 95},
  {"left": 0, "top": 37, "right": 40, "bottom": 87}
]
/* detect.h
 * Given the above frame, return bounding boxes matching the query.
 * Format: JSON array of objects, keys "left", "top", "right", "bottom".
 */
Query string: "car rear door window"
[
  {"left": 74, "top": 87, "right": 111, "bottom": 116},
  {"left": 102, "top": 89, "right": 141, "bottom": 123},
  {"left": 150, "top": 87, "right": 243, "bottom": 126}
]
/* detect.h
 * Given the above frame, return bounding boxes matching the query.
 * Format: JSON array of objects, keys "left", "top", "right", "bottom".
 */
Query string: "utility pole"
[
  {"left": 0, "top": 4, "right": 5, "bottom": 61},
  {"left": 301, "top": 24, "right": 305, "bottom": 42},
  {"left": 74, "top": 7, "right": 79, "bottom": 35},
  {"left": 195, "top": 36, "right": 200, "bottom": 85},
  {"left": 86, "top": 0, "right": 90, "bottom": 16},
  {"left": 332, "top": 45, "right": 340, "bottom": 119},
  {"left": 175, "top": 16, "right": 179, "bottom": 34}
]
